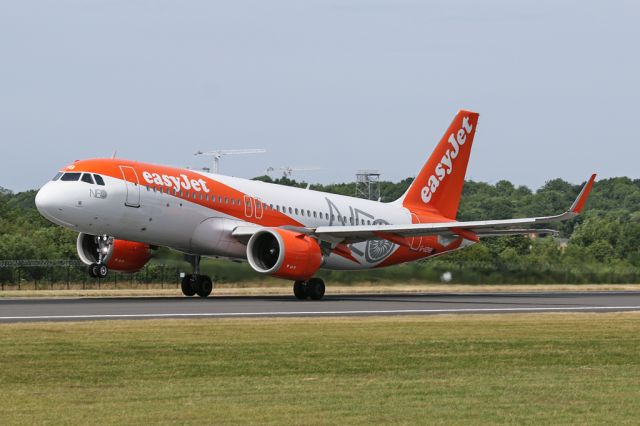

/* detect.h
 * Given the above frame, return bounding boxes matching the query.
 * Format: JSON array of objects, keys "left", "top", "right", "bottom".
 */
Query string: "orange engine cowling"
[
  {"left": 77, "top": 233, "right": 152, "bottom": 272},
  {"left": 246, "top": 228, "right": 323, "bottom": 281}
]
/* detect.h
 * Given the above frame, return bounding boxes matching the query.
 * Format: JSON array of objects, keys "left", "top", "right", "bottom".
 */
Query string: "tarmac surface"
[{"left": 2, "top": 291, "right": 640, "bottom": 323}]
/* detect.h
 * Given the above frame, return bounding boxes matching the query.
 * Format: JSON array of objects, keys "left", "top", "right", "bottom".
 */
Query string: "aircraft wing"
[
  {"left": 311, "top": 174, "right": 596, "bottom": 245},
  {"left": 233, "top": 174, "right": 595, "bottom": 246}
]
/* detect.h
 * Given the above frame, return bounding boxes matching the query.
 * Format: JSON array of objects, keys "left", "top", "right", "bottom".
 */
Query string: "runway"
[{"left": 2, "top": 291, "right": 640, "bottom": 323}]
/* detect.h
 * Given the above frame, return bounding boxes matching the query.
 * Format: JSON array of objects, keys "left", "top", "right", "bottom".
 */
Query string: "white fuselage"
[{"left": 36, "top": 167, "right": 414, "bottom": 270}]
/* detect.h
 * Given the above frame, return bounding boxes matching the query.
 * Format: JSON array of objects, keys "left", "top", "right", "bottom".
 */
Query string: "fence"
[
  {"left": 1, "top": 259, "right": 639, "bottom": 290},
  {"left": 0, "top": 260, "right": 184, "bottom": 291}
]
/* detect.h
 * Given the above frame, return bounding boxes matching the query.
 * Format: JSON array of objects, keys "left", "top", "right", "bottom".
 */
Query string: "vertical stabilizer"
[{"left": 400, "top": 110, "right": 479, "bottom": 219}]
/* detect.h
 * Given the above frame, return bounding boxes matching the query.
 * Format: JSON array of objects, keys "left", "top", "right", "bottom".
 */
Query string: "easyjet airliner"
[{"left": 35, "top": 110, "right": 596, "bottom": 300}]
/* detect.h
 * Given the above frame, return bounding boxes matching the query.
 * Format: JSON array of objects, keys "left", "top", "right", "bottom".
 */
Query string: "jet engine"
[
  {"left": 246, "top": 228, "right": 323, "bottom": 280},
  {"left": 77, "top": 233, "right": 152, "bottom": 272}
]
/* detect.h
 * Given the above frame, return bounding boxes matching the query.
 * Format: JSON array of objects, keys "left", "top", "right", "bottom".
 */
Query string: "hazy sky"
[{"left": 1, "top": 0, "right": 638, "bottom": 192}]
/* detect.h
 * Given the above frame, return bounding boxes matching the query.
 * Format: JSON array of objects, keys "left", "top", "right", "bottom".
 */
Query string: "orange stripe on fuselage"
[{"left": 63, "top": 158, "right": 304, "bottom": 228}]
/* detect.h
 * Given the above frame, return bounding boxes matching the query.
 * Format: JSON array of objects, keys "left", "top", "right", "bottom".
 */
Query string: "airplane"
[{"left": 35, "top": 110, "right": 596, "bottom": 300}]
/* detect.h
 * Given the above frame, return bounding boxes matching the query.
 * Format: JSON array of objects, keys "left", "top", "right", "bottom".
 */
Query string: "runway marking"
[{"left": 2, "top": 305, "right": 640, "bottom": 321}]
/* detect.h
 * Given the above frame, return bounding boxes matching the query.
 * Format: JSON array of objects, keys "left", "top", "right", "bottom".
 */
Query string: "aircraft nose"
[
  {"left": 36, "top": 182, "right": 77, "bottom": 228},
  {"left": 35, "top": 182, "right": 65, "bottom": 222},
  {"left": 35, "top": 183, "right": 55, "bottom": 216}
]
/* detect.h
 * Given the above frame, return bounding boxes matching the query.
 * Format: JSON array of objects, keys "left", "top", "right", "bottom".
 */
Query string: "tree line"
[{"left": 1, "top": 176, "right": 639, "bottom": 284}]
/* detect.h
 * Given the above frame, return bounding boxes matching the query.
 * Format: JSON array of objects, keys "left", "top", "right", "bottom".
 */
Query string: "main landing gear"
[
  {"left": 181, "top": 255, "right": 214, "bottom": 298},
  {"left": 293, "top": 277, "right": 325, "bottom": 300}
]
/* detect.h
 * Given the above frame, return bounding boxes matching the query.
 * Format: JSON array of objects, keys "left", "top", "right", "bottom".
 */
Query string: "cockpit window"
[
  {"left": 52, "top": 172, "right": 63, "bottom": 181},
  {"left": 93, "top": 174, "right": 105, "bottom": 186},
  {"left": 81, "top": 173, "right": 95, "bottom": 184},
  {"left": 60, "top": 172, "right": 81, "bottom": 181}
]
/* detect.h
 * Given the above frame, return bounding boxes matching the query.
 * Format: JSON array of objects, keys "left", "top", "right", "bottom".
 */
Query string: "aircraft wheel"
[
  {"left": 88, "top": 264, "right": 98, "bottom": 278},
  {"left": 196, "top": 275, "right": 213, "bottom": 298},
  {"left": 307, "top": 278, "right": 325, "bottom": 301},
  {"left": 293, "top": 281, "right": 308, "bottom": 300},
  {"left": 90, "top": 263, "right": 108, "bottom": 278},
  {"left": 181, "top": 274, "right": 197, "bottom": 297},
  {"left": 96, "top": 264, "right": 109, "bottom": 278}
]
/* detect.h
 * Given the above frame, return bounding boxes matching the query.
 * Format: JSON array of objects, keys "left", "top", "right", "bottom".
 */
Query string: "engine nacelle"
[
  {"left": 247, "top": 228, "right": 323, "bottom": 281},
  {"left": 77, "top": 233, "right": 152, "bottom": 272}
]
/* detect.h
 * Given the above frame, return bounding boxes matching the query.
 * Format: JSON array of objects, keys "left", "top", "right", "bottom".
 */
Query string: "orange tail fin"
[{"left": 400, "top": 109, "right": 480, "bottom": 219}]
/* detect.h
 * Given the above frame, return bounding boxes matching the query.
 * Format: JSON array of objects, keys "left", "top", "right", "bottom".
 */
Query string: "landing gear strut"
[
  {"left": 181, "top": 255, "right": 214, "bottom": 298},
  {"left": 293, "top": 277, "right": 325, "bottom": 300},
  {"left": 88, "top": 235, "right": 111, "bottom": 278}
]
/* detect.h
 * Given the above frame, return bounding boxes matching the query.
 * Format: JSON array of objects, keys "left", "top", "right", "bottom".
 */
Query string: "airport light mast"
[{"left": 194, "top": 149, "right": 266, "bottom": 174}]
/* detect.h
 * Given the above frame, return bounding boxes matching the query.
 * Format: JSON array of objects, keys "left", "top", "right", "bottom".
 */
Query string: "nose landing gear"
[
  {"left": 293, "top": 277, "right": 325, "bottom": 300},
  {"left": 87, "top": 235, "right": 111, "bottom": 279},
  {"left": 88, "top": 263, "right": 109, "bottom": 279},
  {"left": 181, "top": 255, "right": 214, "bottom": 298}
]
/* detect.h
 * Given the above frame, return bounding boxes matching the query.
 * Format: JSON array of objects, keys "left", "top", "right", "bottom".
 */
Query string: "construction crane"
[
  {"left": 267, "top": 166, "right": 321, "bottom": 178},
  {"left": 194, "top": 149, "right": 266, "bottom": 174}
]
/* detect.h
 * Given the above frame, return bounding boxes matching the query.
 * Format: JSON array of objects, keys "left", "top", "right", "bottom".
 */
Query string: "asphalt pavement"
[{"left": 1, "top": 291, "right": 640, "bottom": 323}]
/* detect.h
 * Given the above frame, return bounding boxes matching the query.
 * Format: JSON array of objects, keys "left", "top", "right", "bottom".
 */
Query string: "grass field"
[{"left": 1, "top": 313, "right": 640, "bottom": 424}]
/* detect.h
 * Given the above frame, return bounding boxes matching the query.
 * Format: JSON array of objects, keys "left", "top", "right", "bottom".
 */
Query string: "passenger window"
[
  {"left": 313, "top": 211, "right": 317, "bottom": 218},
  {"left": 288, "top": 207, "right": 293, "bottom": 214},
  {"left": 295, "top": 208, "right": 299, "bottom": 215},
  {"left": 52, "top": 172, "right": 63, "bottom": 181},
  {"left": 301, "top": 210, "right": 304, "bottom": 216},
  {"left": 60, "top": 172, "right": 81, "bottom": 181},
  {"left": 93, "top": 174, "right": 105, "bottom": 186},
  {"left": 307, "top": 210, "right": 311, "bottom": 216}
]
